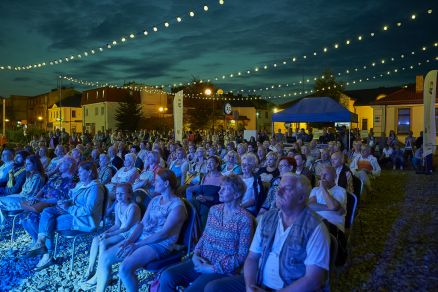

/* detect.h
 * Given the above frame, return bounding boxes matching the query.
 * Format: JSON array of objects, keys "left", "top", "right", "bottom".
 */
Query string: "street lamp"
[
  {"left": 37, "top": 116, "right": 43, "bottom": 121},
  {"left": 204, "top": 88, "right": 223, "bottom": 135}
]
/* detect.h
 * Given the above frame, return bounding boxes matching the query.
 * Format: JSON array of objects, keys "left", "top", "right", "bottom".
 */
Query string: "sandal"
[
  {"left": 24, "top": 243, "right": 47, "bottom": 258},
  {"left": 34, "top": 255, "right": 54, "bottom": 271},
  {"left": 82, "top": 271, "right": 95, "bottom": 282}
]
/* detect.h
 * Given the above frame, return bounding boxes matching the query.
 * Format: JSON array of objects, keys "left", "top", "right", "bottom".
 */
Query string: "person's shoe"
[
  {"left": 82, "top": 270, "right": 95, "bottom": 282},
  {"left": 24, "top": 242, "right": 47, "bottom": 258},
  {"left": 80, "top": 275, "right": 97, "bottom": 291},
  {"left": 34, "top": 254, "right": 54, "bottom": 271}
]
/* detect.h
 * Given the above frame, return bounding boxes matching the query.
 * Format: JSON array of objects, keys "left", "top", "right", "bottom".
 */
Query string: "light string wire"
[
  {"left": 0, "top": 1, "right": 225, "bottom": 71},
  {"left": 228, "top": 41, "right": 437, "bottom": 95}
]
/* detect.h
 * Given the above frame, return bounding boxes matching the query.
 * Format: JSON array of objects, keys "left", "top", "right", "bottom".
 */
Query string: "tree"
[
  {"left": 312, "top": 70, "right": 346, "bottom": 106},
  {"left": 172, "top": 78, "right": 218, "bottom": 131},
  {"left": 114, "top": 95, "right": 144, "bottom": 130}
]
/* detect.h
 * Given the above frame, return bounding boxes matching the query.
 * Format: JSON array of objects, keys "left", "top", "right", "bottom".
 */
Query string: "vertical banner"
[
  {"left": 173, "top": 90, "right": 184, "bottom": 142},
  {"left": 423, "top": 70, "right": 437, "bottom": 158}
]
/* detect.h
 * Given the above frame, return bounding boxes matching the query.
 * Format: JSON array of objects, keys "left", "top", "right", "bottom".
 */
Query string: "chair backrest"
[
  {"left": 352, "top": 175, "right": 362, "bottom": 202},
  {"left": 329, "top": 233, "right": 338, "bottom": 270},
  {"left": 177, "top": 198, "right": 196, "bottom": 256},
  {"left": 100, "top": 183, "right": 109, "bottom": 222},
  {"left": 133, "top": 188, "right": 152, "bottom": 217},
  {"left": 345, "top": 192, "right": 358, "bottom": 230}
]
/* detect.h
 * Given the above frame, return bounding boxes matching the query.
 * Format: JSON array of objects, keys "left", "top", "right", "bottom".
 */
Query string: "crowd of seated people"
[{"left": 0, "top": 126, "right": 413, "bottom": 291}]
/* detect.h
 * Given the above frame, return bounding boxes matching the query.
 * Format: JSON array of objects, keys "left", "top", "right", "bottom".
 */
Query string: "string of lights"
[
  {"left": 261, "top": 57, "right": 437, "bottom": 100},
  {"left": 62, "top": 54, "right": 436, "bottom": 101},
  {"left": 177, "top": 8, "right": 434, "bottom": 86},
  {"left": 0, "top": 0, "right": 225, "bottom": 71},
  {"left": 63, "top": 41, "right": 436, "bottom": 99},
  {"left": 226, "top": 41, "right": 437, "bottom": 94}
]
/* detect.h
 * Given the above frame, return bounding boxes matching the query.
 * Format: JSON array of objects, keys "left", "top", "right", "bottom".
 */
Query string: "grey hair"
[
  {"left": 241, "top": 152, "right": 259, "bottom": 168},
  {"left": 281, "top": 172, "right": 311, "bottom": 199},
  {"left": 124, "top": 153, "right": 137, "bottom": 164}
]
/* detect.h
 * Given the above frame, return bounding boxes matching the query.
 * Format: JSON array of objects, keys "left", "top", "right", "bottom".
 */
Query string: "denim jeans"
[
  {"left": 159, "top": 260, "right": 230, "bottom": 292},
  {"left": 38, "top": 206, "right": 74, "bottom": 251}
]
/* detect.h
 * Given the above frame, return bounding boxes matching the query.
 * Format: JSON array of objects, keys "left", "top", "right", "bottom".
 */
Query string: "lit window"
[
  {"left": 397, "top": 108, "right": 410, "bottom": 134},
  {"left": 435, "top": 108, "right": 438, "bottom": 135}
]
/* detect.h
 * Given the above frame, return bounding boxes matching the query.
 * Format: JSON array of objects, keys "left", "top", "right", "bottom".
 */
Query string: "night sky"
[{"left": 0, "top": 0, "right": 436, "bottom": 102}]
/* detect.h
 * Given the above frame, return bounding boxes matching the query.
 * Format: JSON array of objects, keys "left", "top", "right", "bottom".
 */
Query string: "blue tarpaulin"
[{"left": 272, "top": 96, "right": 358, "bottom": 123}]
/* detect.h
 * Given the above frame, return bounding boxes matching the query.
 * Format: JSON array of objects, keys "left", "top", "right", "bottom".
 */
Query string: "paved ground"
[
  {"left": 1, "top": 170, "right": 437, "bottom": 291},
  {"left": 333, "top": 170, "right": 438, "bottom": 291}
]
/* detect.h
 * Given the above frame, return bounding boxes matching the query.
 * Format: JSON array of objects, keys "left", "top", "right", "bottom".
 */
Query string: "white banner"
[
  {"left": 173, "top": 90, "right": 184, "bottom": 142},
  {"left": 423, "top": 70, "right": 437, "bottom": 157}
]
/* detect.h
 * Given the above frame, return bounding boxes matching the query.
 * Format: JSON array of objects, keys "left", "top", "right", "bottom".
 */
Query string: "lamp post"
[
  {"left": 158, "top": 106, "right": 168, "bottom": 133},
  {"left": 204, "top": 88, "right": 223, "bottom": 135},
  {"left": 37, "top": 116, "right": 43, "bottom": 130}
]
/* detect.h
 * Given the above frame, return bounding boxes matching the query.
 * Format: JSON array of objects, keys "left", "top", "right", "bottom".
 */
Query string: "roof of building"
[
  {"left": 371, "top": 84, "right": 423, "bottom": 105},
  {"left": 54, "top": 94, "right": 82, "bottom": 107},
  {"left": 344, "top": 85, "right": 406, "bottom": 106}
]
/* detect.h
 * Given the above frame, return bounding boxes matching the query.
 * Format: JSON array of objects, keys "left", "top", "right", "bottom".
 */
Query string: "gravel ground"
[
  {"left": 332, "top": 170, "right": 438, "bottom": 291},
  {"left": 1, "top": 170, "right": 437, "bottom": 291}
]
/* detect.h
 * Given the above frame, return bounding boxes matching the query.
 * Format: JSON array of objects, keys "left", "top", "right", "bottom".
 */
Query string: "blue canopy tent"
[{"left": 272, "top": 96, "right": 358, "bottom": 123}]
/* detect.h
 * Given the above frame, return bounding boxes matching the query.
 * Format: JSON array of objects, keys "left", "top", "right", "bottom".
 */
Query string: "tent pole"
[
  {"left": 271, "top": 122, "right": 274, "bottom": 140},
  {"left": 349, "top": 122, "right": 351, "bottom": 150}
]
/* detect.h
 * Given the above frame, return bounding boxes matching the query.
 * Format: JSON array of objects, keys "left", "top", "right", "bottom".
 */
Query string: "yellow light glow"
[
  {"left": 37, "top": 116, "right": 43, "bottom": 121},
  {"left": 159, "top": 107, "right": 164, "bottom": 112},
  {"left": 5, "top": 119, "right": 9, "bottom": 122},
  {"left": 204, "top": 88, "right": 212, "bottom": 96}
]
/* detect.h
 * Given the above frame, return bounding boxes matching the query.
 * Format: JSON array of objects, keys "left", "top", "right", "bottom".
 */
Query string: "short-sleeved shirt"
[
  {"left": 250, "top": 217, "right": 330, "bottom": 289},
  {"left": 310, "top": 185, "right": 347, "bottom": 232}
]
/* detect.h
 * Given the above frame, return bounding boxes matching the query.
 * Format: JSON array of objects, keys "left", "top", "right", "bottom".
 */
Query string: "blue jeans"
[
  {"left": 159, "top": 260, "right": 230, "bottom": 292},
  {"left": 38, "top": 206, "right": 74, "bottom": 251}
]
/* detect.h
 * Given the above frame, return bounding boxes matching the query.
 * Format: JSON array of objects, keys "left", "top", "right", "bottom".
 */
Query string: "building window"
[
  {"left": 362, "top": 119, "right": 368, "bottom": 130},
  {"left": 95, "top": 107, "right": 98, "bottom": 115},
  {"left": 435, "top": 108, "right": 438, "bottom": 135},
  {"left": 102, "top": 90, "right": 105, "bottom": 98},
  {"left": 397, "top": 108, "right": 411, "bottom": 134},
  {"left": 87, "top": 93, "right": 89, "bottom": 101},
  {"left": 101, "top": 107, "right": 104, "bottom": 115},
  {"left": 97, "top": 91, "right": 99, "bottom": 99},
  {"left": 72, "top": 110, "right": 76, "bottom": 118}
]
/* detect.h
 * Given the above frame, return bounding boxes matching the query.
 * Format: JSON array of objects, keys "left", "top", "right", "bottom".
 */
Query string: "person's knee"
[
  {"left": 159, "top": 269, "right": 174, "bottom": 288},
  {"left": 118, "top": 261, "right": 134, "bottom": 279},
  {"left": 99, "top": 239, "right": 109, "bottom": 250},
  {"left": 204, "top": 280, "right": 223, "bottom": 292}
]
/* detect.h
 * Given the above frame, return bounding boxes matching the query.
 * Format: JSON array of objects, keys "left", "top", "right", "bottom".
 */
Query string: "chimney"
[{"left": 416, "top": 75, "right": 424, "bottom": 93}]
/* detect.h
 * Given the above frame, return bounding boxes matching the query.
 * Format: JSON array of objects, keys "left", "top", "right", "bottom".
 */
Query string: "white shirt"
[
  {"left": 310, "top": 185, "right": 347, "bottom": 232},
  {"left": 250, "top": 214, "right": 330, "bottom": 289},
  {"left": 382, "top": 147, "right": 393, "bottom": 158}
]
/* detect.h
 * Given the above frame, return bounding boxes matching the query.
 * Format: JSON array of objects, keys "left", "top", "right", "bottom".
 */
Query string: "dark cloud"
[
  {"left": 13, "top": 77, "right": 31, "bottom": 82},
  {"left": 0, "top": 0, "right": 436, "bottom": 98}
]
